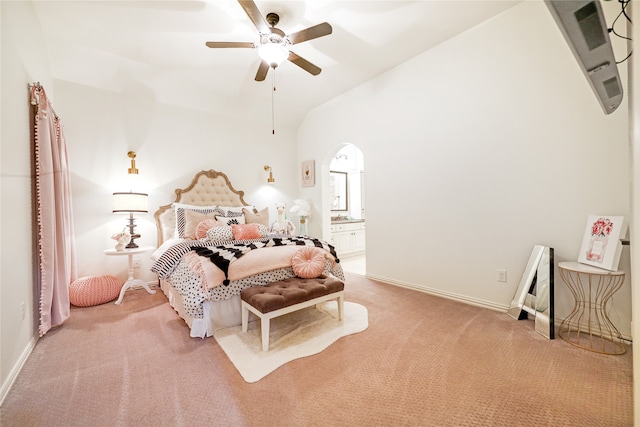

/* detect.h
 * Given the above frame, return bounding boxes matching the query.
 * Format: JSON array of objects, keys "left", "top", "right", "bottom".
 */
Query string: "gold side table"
[{"left": 557, "top": 261, "right": 626, "bottom": 355}]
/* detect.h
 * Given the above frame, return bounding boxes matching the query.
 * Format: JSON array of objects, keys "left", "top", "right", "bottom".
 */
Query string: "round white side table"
[
  {"left": 104, "top": 246, "right": 156, "bottom": 304},
  {"left": 557, "top": 261, "right": 626, "bottom": 355}
]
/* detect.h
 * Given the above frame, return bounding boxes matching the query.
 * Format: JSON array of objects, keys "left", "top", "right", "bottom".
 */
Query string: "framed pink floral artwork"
[
  {"left": 301, "top": 160, "right": 315, "bottom": 187},
  {"left": 578, "top": 215, "right": 628, "bottom": 271}
]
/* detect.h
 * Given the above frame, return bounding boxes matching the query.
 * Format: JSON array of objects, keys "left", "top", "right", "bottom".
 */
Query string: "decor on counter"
[
  {"left": 264, "top": 165, "right": 275, "bottom": 184},
  {"left": 270, "top": 202, "right": 295, "bottom": 235},
  {"left": 290, "top": 199, "right": 311, "bottom": 235},
  {"left": 301, "top": 160, "right": 315, "bottom": 187},
  {"left": 113, "top": 192, "right": 148, "bottom": 248},
  {"left": 508, "top": 245, "right": 554, "bottom": 339},
  {"left": 578, "top": 215, "right": 628, "bottom": 271},
  {"left": 111, "top": 229, "right": 131, "bottom": 251}
]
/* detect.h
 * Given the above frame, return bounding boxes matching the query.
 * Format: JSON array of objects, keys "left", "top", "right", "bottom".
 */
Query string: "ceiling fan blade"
[
  {"left": 238, "top": 0, "right": 270, "bottom": 34},
  {"left": 288, "top": 22, "right": 332, "bottom": 45},
  {"left": 255, "top": 61, "right": 270, "bottom": 81},
  {"left": 205, "top": 41, "right": 255, "bottom": 49},
  {"left": 287, "top": 52, "right": 321, "bottom": 76}
]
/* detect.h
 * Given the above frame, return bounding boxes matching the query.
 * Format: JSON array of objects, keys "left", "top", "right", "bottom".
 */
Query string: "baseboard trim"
[
  {"left": 365, "top": 273, "right": 633, "bottom": 343},
  {"left": 0, "top": 336, "right": 37, "bottom": 407},
  {"left": 129, "top": 280, "right": 160, "bottom": 290},
  {"left": 365, "top": 273, "right": 509, "bottom": 312}
]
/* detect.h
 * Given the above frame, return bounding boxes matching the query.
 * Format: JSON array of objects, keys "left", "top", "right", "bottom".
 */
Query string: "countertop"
[{"left": 331, "top": 219, "right": 365, "bottom": 224}]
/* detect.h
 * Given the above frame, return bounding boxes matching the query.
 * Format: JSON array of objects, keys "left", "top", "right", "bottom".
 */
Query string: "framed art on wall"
[
  {"left": 577, "top": 215, "right": 628, "bottom": 271},
  {"left": 301, "top": 160, "right": 315, "bottom": 187}
]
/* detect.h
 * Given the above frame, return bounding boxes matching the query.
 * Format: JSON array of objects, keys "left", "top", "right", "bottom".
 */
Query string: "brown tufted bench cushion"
[{"left": 241, "top": 277, "right": 345, "bottom": 351}]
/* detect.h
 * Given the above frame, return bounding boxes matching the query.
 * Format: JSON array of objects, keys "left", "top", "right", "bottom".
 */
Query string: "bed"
[{"left": 151, "top": 169, "right": 344, "bottom": 338}]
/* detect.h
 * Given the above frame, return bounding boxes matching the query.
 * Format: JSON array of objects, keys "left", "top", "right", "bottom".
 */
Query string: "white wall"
[
  {"left": 0, "top": 0, "right": 52, "bottom": 402},
  {"left": 54, "top": 80, "right": 300, "bottom": 284},
  {"left": 298, "top": 2, "right": 632, "bottom": 335},
  {"left": 1, "top": 1, "right": 302, "bottom": 400},
  {"left": 2, "top": 0, "right": 634, "bottom": 405}
]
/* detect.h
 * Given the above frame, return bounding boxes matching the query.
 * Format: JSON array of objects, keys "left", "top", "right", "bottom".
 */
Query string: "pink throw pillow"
[
  {"left": 291, "top": 247, "right": 326, "bottom": 279},
  {"left": 231, "top": 223, "right": 262, "bottom": 240},
  {"left": 195, "top": 219, "right": 221, "bottom": 240}
]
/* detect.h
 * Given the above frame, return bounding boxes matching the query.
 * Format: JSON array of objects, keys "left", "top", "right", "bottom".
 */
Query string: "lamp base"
[
  {"left": 125, "top": 213, "right": 141, "bottom": 249},
  {"left": 126, "top": 233, "right": 141, "bottom": 249}
]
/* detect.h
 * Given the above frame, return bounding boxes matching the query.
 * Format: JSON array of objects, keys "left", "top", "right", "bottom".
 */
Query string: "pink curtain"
[{"left": 30, "top": 84, "right": 77, "bottom": 337}]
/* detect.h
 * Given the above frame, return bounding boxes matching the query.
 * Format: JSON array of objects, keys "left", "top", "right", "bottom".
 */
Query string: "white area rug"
[{"left": 214, "top": 301, "right": 368, "bottom": 383}]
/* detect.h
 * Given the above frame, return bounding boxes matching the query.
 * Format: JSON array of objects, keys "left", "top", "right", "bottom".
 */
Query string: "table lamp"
[{"left": 112, "top": 191, "right": 148, "bottom": 248}]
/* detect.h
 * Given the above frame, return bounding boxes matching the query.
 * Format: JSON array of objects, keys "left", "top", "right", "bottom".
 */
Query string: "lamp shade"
[
  {"left": 112, "top": 192, "right": 148, "bottom": 214},
  {"left": 258, "top": 43, "right": 289, "bottom": 67}
]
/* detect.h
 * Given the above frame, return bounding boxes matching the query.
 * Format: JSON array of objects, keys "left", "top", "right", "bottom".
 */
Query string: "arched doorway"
[{"left": 326, "top": 144, "right": 365, "bottom": 275}]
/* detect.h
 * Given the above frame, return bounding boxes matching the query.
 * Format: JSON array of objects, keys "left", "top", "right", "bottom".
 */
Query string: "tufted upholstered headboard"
[{"left": 154, "top": 169, "right": 250, "bottom": 246}]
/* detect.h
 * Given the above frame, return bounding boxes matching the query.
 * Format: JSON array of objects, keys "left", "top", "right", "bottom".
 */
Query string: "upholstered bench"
[{"left": 241, "top": 276, "right": 345, "bottom": 351}]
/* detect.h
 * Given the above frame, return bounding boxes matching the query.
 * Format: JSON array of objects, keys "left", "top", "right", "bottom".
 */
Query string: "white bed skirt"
[{"left": 160, "top": 279, "right": 243, "bottom": 338}]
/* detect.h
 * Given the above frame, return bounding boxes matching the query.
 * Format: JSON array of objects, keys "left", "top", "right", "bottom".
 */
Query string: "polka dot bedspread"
[{"left": 166, "top": 260, "right": 337, "bottom": 319}]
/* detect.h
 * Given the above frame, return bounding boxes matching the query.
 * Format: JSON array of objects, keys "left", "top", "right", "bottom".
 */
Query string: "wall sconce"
[
  {"left": 112, "top": 192, "right": 148, "bottom": 248},
  {"left": 264, "top": 165, "right": 275, "bottom": 184},
  {"left": 127, "top": 151, "right": 138, "bottom": 174}
]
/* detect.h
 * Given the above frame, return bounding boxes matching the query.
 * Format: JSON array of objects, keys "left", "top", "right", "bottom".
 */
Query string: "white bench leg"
[
  {"left": 261, "top": 317, "right": 270, "bottom": 352},
  {"left": 241, "top": 303, "right": 249, "bottom": 333},
  {"left": 243, "top": 290, "right": 344, "bottom": 351}
]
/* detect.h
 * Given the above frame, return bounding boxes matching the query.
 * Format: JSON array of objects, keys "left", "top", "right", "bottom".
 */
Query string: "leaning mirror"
[
  {"left": 330, "top": 171, "right": 348, "bottom": 211},
  {"left": 508, "top": 245, "right": 555, "bottom": 339}
]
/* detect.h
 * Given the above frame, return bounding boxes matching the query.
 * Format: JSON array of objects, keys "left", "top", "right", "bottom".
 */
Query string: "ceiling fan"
[{"left": 206, "top": 0, "right": 332, "bottom": 81}]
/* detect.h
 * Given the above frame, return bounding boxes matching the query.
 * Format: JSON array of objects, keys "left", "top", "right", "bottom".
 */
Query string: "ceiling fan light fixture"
[{"left": 258, "top": 42, "right": 289, "bottom": 68}]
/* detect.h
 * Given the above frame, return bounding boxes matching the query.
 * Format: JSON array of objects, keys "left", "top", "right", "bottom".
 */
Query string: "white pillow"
[
  {"left": 216, "top": 215, "right": 246, "bottom": 226},
  {"left": 151, "top": 238, "right": 183, "bottom": 262},
  {"left": 217, "top": 205, "right": 254, "bottom": 216},
  {"left": 206, "top": 225, "right": 234, "bottom": 242}
]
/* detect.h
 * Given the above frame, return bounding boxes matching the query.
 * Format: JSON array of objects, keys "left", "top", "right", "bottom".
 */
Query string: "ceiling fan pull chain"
[{"left": 271, "top": 68, "right": 276, "bottom": 135}]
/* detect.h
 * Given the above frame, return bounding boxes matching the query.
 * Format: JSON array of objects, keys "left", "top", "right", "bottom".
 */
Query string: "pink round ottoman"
[{"left": 69, "top": 275, "right": 123, "bottom": 307}]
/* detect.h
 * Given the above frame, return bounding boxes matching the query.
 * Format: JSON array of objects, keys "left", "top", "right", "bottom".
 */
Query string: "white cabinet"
[{"left": 330, "top": 221, "right": 365, "bottom": 258}]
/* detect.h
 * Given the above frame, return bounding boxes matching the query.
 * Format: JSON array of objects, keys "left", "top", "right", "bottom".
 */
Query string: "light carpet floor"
[
  {"left": 0, "top": 273, "right": 632, "bottom": 426},
  {"left": 214, "top": 301, "right": 368, "bottom": 382}
]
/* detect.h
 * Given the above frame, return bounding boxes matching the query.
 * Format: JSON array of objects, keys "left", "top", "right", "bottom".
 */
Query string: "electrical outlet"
[
  {"left": 133, "top": 259, "right": 140, "bottom": 269},
  {"left": 21, "top": 302, "right": 25, "bottom": 320},
  {"left": 497, "top": 269, "right": 507, "bottom": 283}
]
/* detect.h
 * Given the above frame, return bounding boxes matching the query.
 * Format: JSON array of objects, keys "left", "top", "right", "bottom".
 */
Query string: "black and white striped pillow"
[{"left": 173, "top": 203, "right": 221, "bottom": 238}]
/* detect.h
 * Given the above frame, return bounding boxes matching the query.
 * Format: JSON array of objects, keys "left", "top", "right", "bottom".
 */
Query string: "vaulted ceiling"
[{"left": 32, "top": 1, "right": 520, "bottom": 129}]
